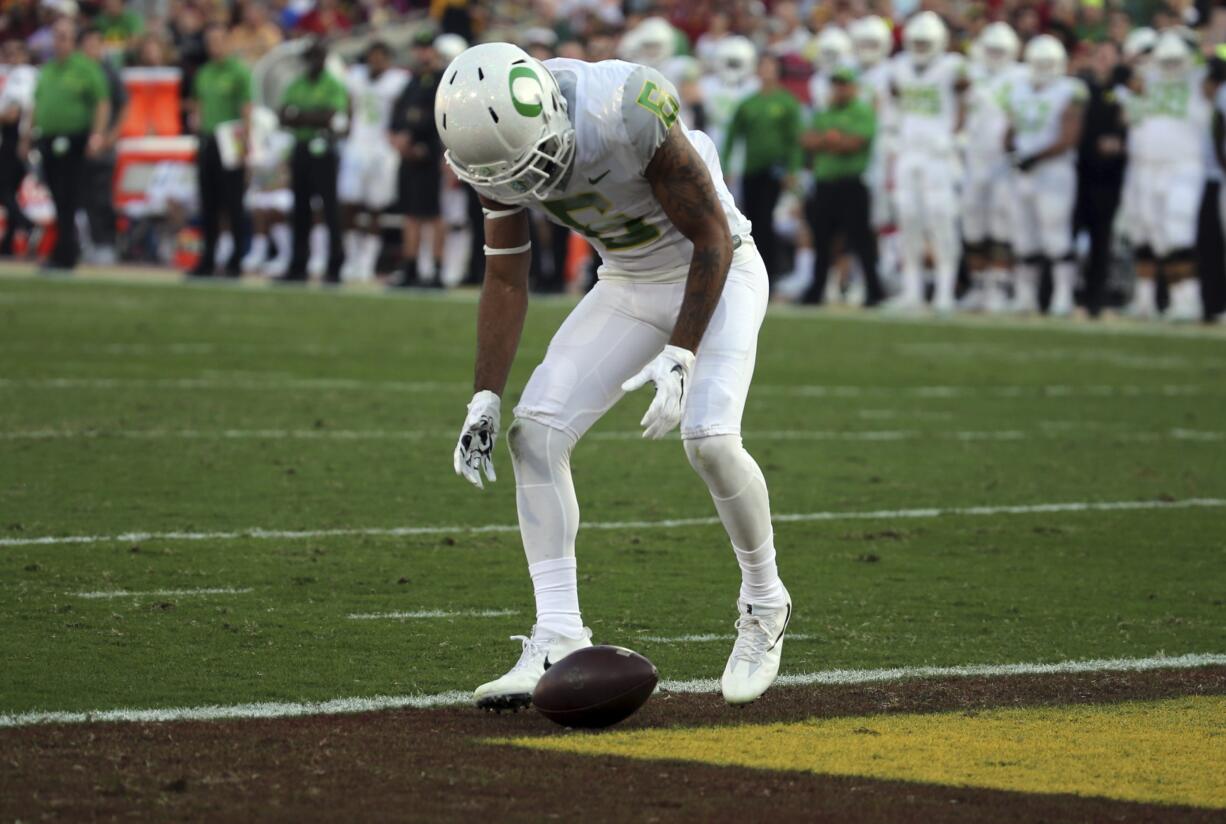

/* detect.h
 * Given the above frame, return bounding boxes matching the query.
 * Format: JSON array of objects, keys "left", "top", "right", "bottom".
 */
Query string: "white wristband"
[
  {"left": 482, "top": 206, "right": 525, "bottom": 220},
  {"left": 483, "top": 241, "right": 532, "bottom": 256}
]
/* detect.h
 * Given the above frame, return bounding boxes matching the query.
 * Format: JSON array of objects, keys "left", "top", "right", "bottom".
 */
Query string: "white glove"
[
  {"left": 620, "top": 345, "right": 696, "bottom": 440},
  {"left": 453, "top": 390, "right": 500, "bottom": 489}
]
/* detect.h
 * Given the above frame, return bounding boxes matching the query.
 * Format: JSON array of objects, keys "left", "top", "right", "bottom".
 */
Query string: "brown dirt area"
[{"left": 3, "top": 666, "right": 1224, "bottom": 823}]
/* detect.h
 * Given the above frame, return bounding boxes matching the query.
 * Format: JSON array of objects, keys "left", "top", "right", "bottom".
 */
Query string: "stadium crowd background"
[{"left": 0, "top": 0, "right": 1224, "bottom": 321}]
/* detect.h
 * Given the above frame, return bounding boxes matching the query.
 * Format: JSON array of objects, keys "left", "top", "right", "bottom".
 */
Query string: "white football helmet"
[
  {"left": 978, "top": 22, "right": 1020, "bottom": 72},
  {"left": 435, "top": 42, "right": 575, "bottom": 204},
  {"left": 1152, "top": 30, "right": 1192, "bottom": 79},
  {"left": 850, "top": 16, "right": 891, "bottom": 68},
  {"left": 1025, "top": 34, "right": 1067, "bottom": 85},
  {"left": 815, "top": 26, "right": 853, "bottom": 72},
  {"left": 903, "top": 12, "right": 948, "bottom": 66},
  {"left": 715, "top": 35, "right": 757, "bottom": 85},
  {"left": 1123, "top": 27, "right": 1157, "bottom": 63},
  {"left": 434, "top": 33, "right": 468, "bottom": 66},
  {"left": 621, "top": 17, "right": 676, "bottom": 68}
]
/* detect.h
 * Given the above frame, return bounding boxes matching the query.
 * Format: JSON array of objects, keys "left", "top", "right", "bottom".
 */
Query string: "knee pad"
[
  {"left": 684, "top": 434, "right": 761, "bottom": 501},
  {"left": 507, "top": 418, "right": 576, "bottom": 482}
]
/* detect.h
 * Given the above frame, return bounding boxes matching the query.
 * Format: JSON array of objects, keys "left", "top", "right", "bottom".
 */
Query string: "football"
[{"left": 532, "top": 645, "right": 658, "bottom": 728}]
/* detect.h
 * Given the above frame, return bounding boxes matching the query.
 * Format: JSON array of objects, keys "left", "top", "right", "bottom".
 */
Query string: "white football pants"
[{"left": 509, "top": 242, "right": 787, "bottom": 632}]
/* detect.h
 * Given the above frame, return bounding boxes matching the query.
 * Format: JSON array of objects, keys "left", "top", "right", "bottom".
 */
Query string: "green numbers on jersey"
[
  {"left": 544, "top": 191, "right": 661, "bottom": 251},
  {"left": 1014, "top": 99, "right": 1053, "bottom": 134},
  {"left": 1147, "top": 81, "right": 1191, "bottom": 119},
  {"left": 899, "top": 84, "right": 941, "bottom": 116},
  {"left": 359, "top": 92, "right": 381, "bottom": 124},
  {"left": 636, "top": 80, "right": 680, "bottom": 129}
]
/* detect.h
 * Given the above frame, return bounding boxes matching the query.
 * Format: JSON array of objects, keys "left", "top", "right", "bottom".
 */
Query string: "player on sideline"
[
  {"left": 438, "top": 43, "right": 790, "bottom": 709},
  {"left": 1002, "top": 35, "right": 1086, "bottom": 316}
]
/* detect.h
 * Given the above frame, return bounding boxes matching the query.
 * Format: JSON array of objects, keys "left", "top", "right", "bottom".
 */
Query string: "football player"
[
  {"left": 809, "top": 26, "right": 854, "bottom": 111},
  {"left": 885, "top": 11, "right": 967, "bottom": 312},
  {"left": 850, "top": 15, "right": 895, "bottom": 233},
  {"left": 1003, "top": 35, "right": 1086, "bottom": 316},
  {"left": 961, "top": 23, "right": 1023, "bottom": 312},
  {"left": 1128, "top": 32, "right": 1213, "bottom": 320},
  {"left": 439, "top": 44, "right": 790, "bottom": 709},
  {"left": 1117, "top": 27, "right": 1158, "bottom": 315},
  {"left": 697, "top": 36, "right": 759, "bottom": 164},
  {"left": 338, "top": 41, "right": 409, "bottom": 282}
]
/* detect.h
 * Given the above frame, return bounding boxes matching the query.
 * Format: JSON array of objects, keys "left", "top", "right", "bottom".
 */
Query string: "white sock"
[
  {"left": 508, "top": 418, "right": 584, "bottom": 636},
  {"left": 363, "top": 233, "right": 383, "bottom": 278},
  {"left": 270, "top": 223, "right": 291, "bottom": 259},
  {"left": 529, "top": 556, "right": 583, "bottom": 639},
  {"left": 685, "top": 435, "right": 787, "bottom": 607},
  {"left": 1052, "top": 260, "right": 1076, "bottom": 314},
  {"left": 216, "top": 231, "right": 234, "bottom": 266},
  {"left": 344, "top": 230, "right": 360, "bottom": 264},
  {"left": 1014, "top": 263, "right": 1040, "bottom": 312}
]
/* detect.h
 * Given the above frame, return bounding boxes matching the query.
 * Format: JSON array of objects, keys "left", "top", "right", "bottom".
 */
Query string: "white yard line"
[
  {"left": 1, "top": 427, "right": 1221, "bottom": 443},
  {"left": 3, "top": 497, "right": 1221, "bottom": 549},
  {"left": 347, "top": 609, "right": 519, "bottom": 620},
  {"left": 637, "top": 633, "right": 817, "bottom": 643},
  {"left": 2, "top": 651, "right": 1221, "bottom": 729},
  {"left": 73, "top": 587, "right": 252, "bottom": 600},
  {"left": 0, "top": 377, "right": 1212, "bottom": 399}
]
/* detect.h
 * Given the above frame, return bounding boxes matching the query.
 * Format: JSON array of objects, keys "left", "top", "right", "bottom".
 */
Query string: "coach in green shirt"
[
  {"left": 187, "top": 23, "right": 253, "bottom": 278},
  {"left": 800, "top": 67, "right": 883, "bottom": 307},
  {"left": 278, "top": 40, "right": 349, "bottom": 282},
  {"left": 722, "top": 54, "right": 802, "bottom": 279},
  {"left": 33, "top": 17, "right": 111, "bottom": 271}
]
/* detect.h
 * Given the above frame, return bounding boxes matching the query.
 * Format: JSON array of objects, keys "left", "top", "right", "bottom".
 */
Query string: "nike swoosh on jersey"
[{"left": 587, "top": 169, "right": 610, "bottom": 185}]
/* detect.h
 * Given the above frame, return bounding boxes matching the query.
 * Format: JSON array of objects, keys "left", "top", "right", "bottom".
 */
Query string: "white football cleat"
[
  {"left": 721, "top": 593, "right": 792, "bottom": 706},
  {"left": 473, "top": 627, "right": 592, "bottom": 710}
]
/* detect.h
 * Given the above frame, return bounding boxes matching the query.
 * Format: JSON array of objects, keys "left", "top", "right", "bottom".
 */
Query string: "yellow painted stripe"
[{"left": 501, "top": 696, "right": 1226, "bottom": 809}]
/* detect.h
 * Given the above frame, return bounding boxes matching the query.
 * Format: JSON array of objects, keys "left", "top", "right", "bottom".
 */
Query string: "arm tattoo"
[{"left": 646, "top": 126, "right": 733, "bottom": 353}]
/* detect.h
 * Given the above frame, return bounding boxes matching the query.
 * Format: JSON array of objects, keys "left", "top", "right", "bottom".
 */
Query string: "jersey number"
[
  {"left": 636, "top": 80, "right": 679, "bottom": 130},
  {"left": 544, "top": 191, "right": 660, "bottom": 251}
]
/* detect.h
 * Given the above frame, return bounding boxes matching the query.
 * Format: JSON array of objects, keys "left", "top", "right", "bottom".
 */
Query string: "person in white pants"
[
  {"left": 1002, "top": 35, "right": 1086, "bottom": 316},
  {"left": 883, "top": 11, "right": 967, "bottom": 313},
  {"left": 439, "top": 45, "right": 791, "bottom": 710}
]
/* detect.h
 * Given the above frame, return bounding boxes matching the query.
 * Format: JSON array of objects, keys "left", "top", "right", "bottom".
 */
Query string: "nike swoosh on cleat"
[
  {"left": 587, "top": 170, "right": 610, "bottom": 185},
  {"left": 768, "top": 603, "right": 792, "bottom": 651}
]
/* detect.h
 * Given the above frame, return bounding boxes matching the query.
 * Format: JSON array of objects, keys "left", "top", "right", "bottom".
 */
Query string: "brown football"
[{"left": 532, "top": 645, "right": 658, "bottom": 729}]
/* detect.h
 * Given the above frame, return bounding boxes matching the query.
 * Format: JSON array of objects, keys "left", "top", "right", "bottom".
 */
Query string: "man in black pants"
[
  {"left": 79, "top": 27, "right": 128, "bottom": 266},
  {"left": 390, "top": 31, "right": 443, "bottom": 288},
  {"left": 187, "top": 23, "right": 252, "bottom": 278},
  {"left": 278, "top": 41, "right": 348, "bottom": 283},
  {"left": 1075, "top": 41, "right": 1127, "bottom": 318},
  {"left": 0, "top": 39, "right": 36, "bottom": 256},
  {"left": 800, "top": 67, "right": 883, "bottom": 307},
  {"left": 31, "top": 17, "right": 110, "bottom": 272}
]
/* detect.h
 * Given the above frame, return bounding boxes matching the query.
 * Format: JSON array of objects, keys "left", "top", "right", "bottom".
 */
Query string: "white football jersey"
[
  {"left": 346, "top": 64, "right": 409, "bottom": 147},
  {"left": 0, "top": 64, "right": 37, "bottom": 115},
  {"left": 886, "top": 52, "right": 967, "bottom": 152},
  {"left": 1137, "top": 67, "right": 1211, "bottom": 163},
  {"left": 698, "top": 73, "right": 759, "bottom": 158},
  {"left": 501, "top": 58, "right": 750, "bottom": 283},
  {"left": 1004, "top": 74, "right": 1088, "bottom": 161},
  {"left": 964, "top": 62, "right": 1025, "bottom": 161}
]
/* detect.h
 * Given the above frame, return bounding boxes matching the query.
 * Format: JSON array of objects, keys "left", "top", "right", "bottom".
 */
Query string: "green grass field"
[{"left": 2, "top": 274, "right": 1224, "bottom": 717}]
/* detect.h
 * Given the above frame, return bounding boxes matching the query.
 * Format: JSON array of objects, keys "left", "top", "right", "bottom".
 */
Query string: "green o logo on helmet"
[{"left": 509, "top": 65, "right": 545, "bottom": 118}]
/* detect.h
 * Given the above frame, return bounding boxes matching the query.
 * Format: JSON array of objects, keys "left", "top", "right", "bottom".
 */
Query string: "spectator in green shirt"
[
  {"left": 278, "top": 39, "right": 349, "bottom": 283},
  {"left": 800, "top": 67, "right": 883, "bottom": 307},
  {"left": 33, "top": 17, "right": 111, "bottom": 272},
  {"left": 186, "top": 22, "right": 253, "bottom": 278},
  {"left": 94, "top": 0, "right": 144, "bottom": 51},
  {"left": 722, "top": 54, "right": 801, "bottom": 280}
]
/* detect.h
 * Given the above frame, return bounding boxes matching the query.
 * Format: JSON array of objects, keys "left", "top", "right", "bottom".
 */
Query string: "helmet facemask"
[{"left": 448, "top": 122, "right": 575, "bottom": 204}]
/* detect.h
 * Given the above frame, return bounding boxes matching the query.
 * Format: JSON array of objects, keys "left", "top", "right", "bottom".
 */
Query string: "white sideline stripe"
[
  {"left": 2, "top": 652, "right": 1222, "bottom": 729},
  {"left": 74, "top": 587, "right": 252, "bottom": 600},
  {"left": 3, "top": 497, "right": 1223, "bottom": 549},
  {"left": 638, "top": 633, "right": 817, "bottom": 643},
  {"left": 0, "top": 377, "right": 1211, "bottom": 399},
  {"left": 658, "top": 652, "right": 1226, "bottom": 694},
  {"left": 347, "top": 609, "right": 519, "bottom": 620},
  {"left": 2, "top": 427, "right": 1221, "bottom": 443}
]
